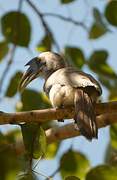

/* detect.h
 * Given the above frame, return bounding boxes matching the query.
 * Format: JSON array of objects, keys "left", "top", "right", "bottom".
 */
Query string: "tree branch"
[
  {"left": 0, "top": 101, "right": 117, "bottom": 125},
  {"left": 26, "top": 0, "right": 60, "bottom": 51},
  {"left": 1, "top": 101, "right": 117, "bottom": 155},
  {"left": 46, "top": 113, "right": 117, "bottom": 143},
  {"left": 5, "top": 112, "right": 117, "bottom": 155}
]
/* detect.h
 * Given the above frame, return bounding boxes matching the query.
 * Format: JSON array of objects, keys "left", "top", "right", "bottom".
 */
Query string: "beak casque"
[{"left": 18, "top": 57, "right": 41, "bottom": 92}]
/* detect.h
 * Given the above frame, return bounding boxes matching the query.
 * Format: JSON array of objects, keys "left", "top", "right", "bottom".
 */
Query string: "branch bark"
[
  {"left": 7, "top": 112, "right": 117, "bottom": 155},
  {"left": 0, "top": 101, "right": 117, "bottom": 125},
  {"left": 46, "top": 113, "right": 117, "bottom": 143},
  {"left": 1, "top": 101, "right": 117, "bottom": 155}
]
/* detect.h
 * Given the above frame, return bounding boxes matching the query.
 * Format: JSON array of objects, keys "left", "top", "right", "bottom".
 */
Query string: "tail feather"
[{"left": 74, "top": 88, "right": 98, "bottom": 140}]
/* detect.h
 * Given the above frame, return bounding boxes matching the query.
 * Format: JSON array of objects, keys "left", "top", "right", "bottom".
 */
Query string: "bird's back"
[{"left": 44, "top": 67, "right": 102, "bottom": 96}]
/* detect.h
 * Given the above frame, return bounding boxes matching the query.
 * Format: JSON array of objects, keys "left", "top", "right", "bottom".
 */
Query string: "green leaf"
[
  {"left": 105, "top": 1, "right": 117, "bottom": 26},
  {"left": 18, "top": 172, "right": 36, "bottom": 180},
  {"left": 89, "top": 23, "right": 107, "bottom": 39},
  {"left": 0, "top": 129, "right": 21, "bottom": 147},
  {"left": 60, "top": 0, "right": 75, "bottom": 4},
  {"left": 98, "top": 75, "right": 112, "bottom": 90},
  {"left": 36, "top": 34, "right": 52, "bottom": 52},
  {"left": 65, "top": 47, "right": 85, "bottom": 69},
  {"left": 88, "top": 50, "right": 117, "bottom": 78},
  {"left": 86, "top": 165, "right": 117, "bottom": 180},
  {"left": 20, "top": 89, "right": 51, "bottom": 111},
  {"left": 1, "top": 11, "right": 31, "bottom": 46},
  {"left": 110, "top": 124, "right": 117, "bottom": 150},
  {"left": 6, "top": 72, "right": 23, "bottom": 97},
  {"left": 65, "top": 176, "right": 80, "bottom": 180},
  {"left": 21, "top": 123, "right": 39, "bottom": 159},
  {"left": 93, "top": 8, "right": 103, "bottom": 24},
  {"left": 89, "top": 50, "right": 108, "bottom": 64},
  {"left": 60, "top": 150, "right": 90, "bottom": 180},
  {"left": 46, "top": 142, "right": 60, "bottom": 159},
  {"left": 109, "top": 85, "right": 117, "bottom": 101},
  {"left": 0, "top": 41, "right": 9, "bottom": 61},
  {"left": 89, "top": 8, "right": 107, "bottom": 39},
  {"left": 104, "top": 143, "right": 117, "bottom": 166},
  {"left": 104, "top": 143, "right": 112, "bottom": 164},
  {"left": 33, "top": 126, "right": 46, "bottom": 159},
  {"left": 21, "top": 123, "right": 46, "bottom": 159},
  {"left": 6, "top": 129, "right": 21, "bottom": 143},
  {"left": 0, "top": 131, "right": 6, "bottom": 143},
  {"left": 0, "top": 138, "right": 21, "bottom": 180}
]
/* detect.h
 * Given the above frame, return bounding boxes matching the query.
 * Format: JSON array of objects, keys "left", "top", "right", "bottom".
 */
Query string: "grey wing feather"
[{"left": 74, "top": 89, "right": 98, "bottom": 140}]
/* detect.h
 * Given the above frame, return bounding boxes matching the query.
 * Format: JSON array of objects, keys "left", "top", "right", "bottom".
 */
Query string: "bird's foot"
[
  {"left": 55, "top": 106, "right": 64, "bottom": 122},
  {"left": 74, "top": 123, "right": 79, "bottom": 131},
  {"left": 57, "top": 119, "right": 64, "bottom": 122},
  {"left": 73, "top": 116, "right": 80, "bottom": 131}
]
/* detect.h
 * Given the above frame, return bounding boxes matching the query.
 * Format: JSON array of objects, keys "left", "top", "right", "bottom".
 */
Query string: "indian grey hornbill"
[{"left": 19, "top": 51, "right": 102, "bottom": 140}]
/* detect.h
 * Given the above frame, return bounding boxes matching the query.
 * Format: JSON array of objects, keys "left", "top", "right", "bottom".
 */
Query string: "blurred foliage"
[
  {"left": 0, "top": 41, "right": 9, "bottom": 61},
  {"left": 110, "top": 124, "right": 117, "bottom": 150},
  {"left": 6, "top": 71, "right": 23, "bottom": 97},
  {"left": 60, "top": 0, "right": 75, "bottom": 4},
  {"left": 21, "top": 123, "right": 46, "bottom": 160},
  {"left": 105, "top": 1, "right": 117, "bottom": 27},
  {"left": 65, "top": 46, "right": 85, "bottom": 69},
  {"left": 89, "top": 22, "right": 107, "bottom": 39},
  {"left": 1, "top": 11, "right": 31, "bottom": 47},
  {"left": 65, "top": 176, "right": 80, "bottom": 180},
  {"left": 88, "top": 50, "right": 117, "bottom": 78},
  {"left": 36, "top": 34, "right": 53, "bottom": 52},
  {"left": 46, "top": 142, "right": 60, "bottom": 159},
  {"left": 18, "top": 89, "right": 51, "bottom": 111},
  {"left": 0, "top": 0, "right": 117, "bottom": 180},
  {"left": 89, "top": 8, "right": 108, "bottom": 39},
  {"left": 17, "top": 172, "right": 36, "bottom": 180},
  {"left": 86, "top": 165, "right": 117, "bottom": 180},
  {"left": 104, "top": 125, "right": 117, "bottom": 167},
  {"left": 0, "top": 130, "right": 22, "bottom": 180},
  {"left": 60, "top": 150, "right": 90, "bottom": 179}
]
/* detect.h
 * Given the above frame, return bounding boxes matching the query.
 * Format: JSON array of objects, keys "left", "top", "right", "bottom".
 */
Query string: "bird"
[{"left": 19, "top": 51, "right": 102, "bottom": 140}]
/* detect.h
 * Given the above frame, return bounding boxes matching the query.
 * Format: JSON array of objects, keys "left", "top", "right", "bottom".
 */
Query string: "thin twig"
[
  {"left": 26, "top": 0, "right": 60, "bottom": 51},
  {"left": 32, "top": 169, "right": 51, "bottom": 179},
  {"left": 45, "top": 166, "right": 60, "bottom": 180},
  {"left": 0, "top": 0, "right": 23, "bottom": 97},
  {"left": 43, "top": 12, "right": 88, "bottom": 31},
  {"left": 32, "top": 156, "right": 42, "bottom": 170},
  {"left": 0, "top": 45, "right": 16, "bottom": 95},
  {"left": 18, "top": 0, "right": 24, "bottom": 10}
]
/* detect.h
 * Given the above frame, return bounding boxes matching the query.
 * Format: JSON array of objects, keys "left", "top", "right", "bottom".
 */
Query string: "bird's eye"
[
  {"left": 40, "top": 61, "right": 46, "bottom": 66},
  {"left": 35, "top": 60, "right": 45, "bottom": 69}
]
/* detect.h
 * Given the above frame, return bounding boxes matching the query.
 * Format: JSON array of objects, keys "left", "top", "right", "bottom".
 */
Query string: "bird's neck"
[
  {"left": 44, "top": 68, "right": 59, "bottom": 80},
  {"left": 44, "top": 63, "right": 66, "bottom": 80}
]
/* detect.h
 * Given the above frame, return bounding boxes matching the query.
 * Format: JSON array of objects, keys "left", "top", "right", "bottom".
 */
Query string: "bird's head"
[{"left": 18, "top": 51, "right": 65, "bottom": 92}]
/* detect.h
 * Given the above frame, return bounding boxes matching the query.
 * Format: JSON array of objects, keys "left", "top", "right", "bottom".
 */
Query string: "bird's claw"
[{"left": 57, "top": 119, "right": 64, "bottom": 122}]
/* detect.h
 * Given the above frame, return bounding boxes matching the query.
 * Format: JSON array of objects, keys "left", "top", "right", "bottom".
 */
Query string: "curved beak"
[{"left": 18, "top": 57, "right": 42, "bottom": 92}]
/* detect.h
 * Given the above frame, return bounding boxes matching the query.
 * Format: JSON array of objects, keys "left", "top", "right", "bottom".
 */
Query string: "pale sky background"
[{"left": 0, "top": 0, "right": 117, "bottom": 179}]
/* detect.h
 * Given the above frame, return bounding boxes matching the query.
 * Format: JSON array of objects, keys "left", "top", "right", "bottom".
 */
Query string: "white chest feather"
[{"left": 49, "top": 84, "right": 75, "bottom": 108}]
